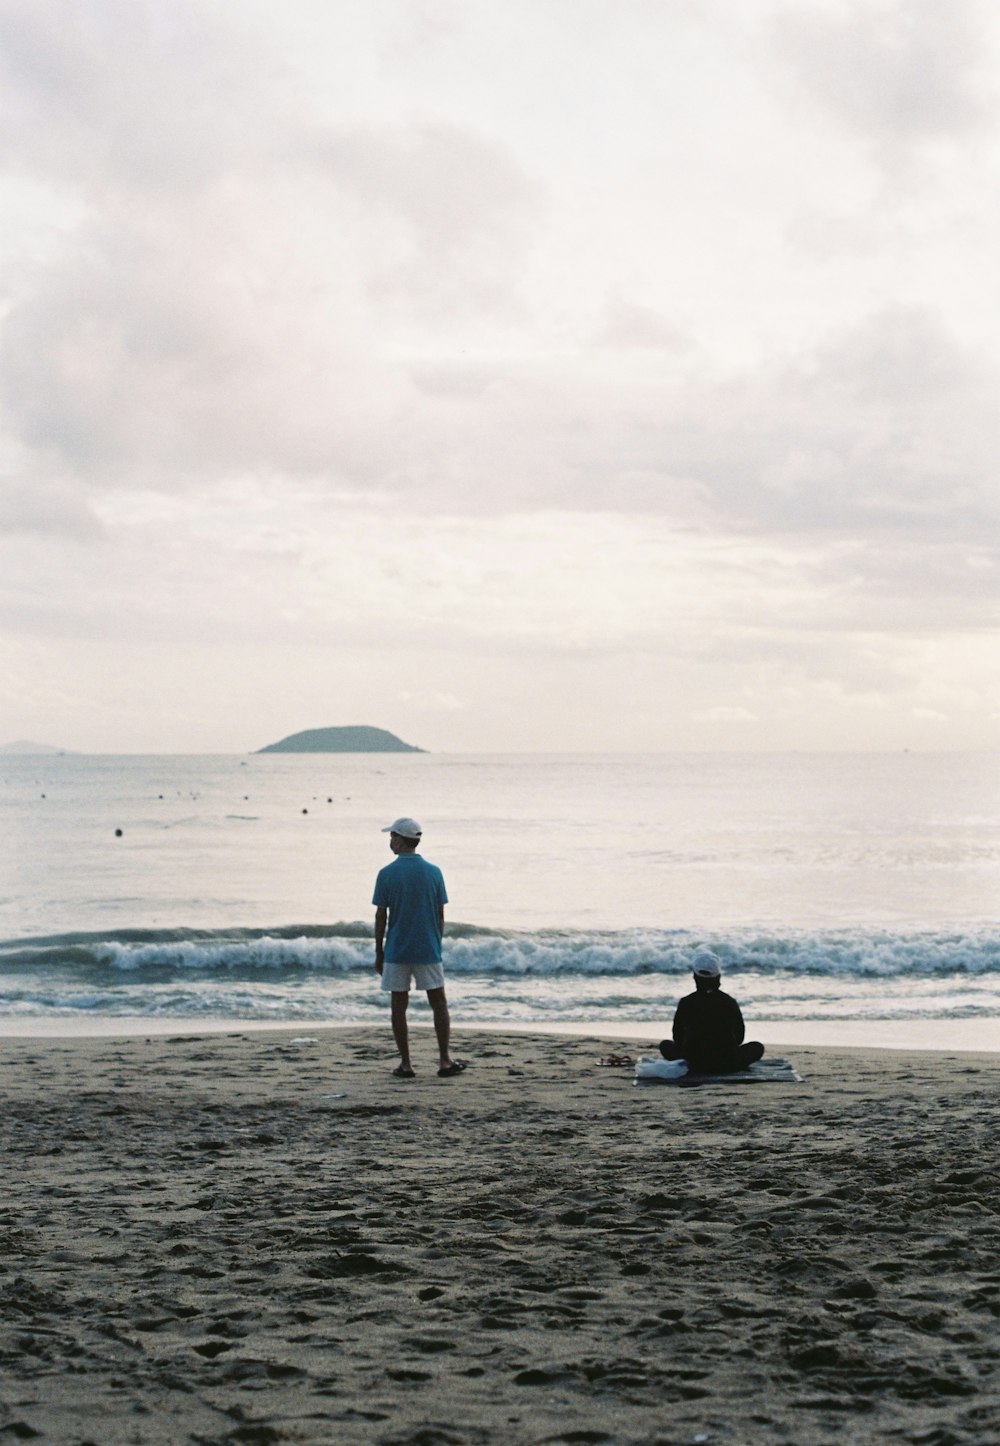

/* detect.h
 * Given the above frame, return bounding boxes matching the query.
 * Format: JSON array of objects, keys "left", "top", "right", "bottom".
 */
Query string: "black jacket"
[{"left": 672, "top": 988, "right": 745, "bottom": 1070}]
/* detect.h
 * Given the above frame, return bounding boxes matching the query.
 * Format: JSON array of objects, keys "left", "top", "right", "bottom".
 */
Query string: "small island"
[{"left": 257, "top": 726, "right": 425, "bottom": 754}]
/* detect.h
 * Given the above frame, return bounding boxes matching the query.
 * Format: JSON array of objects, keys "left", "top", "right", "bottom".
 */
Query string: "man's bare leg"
[
  {"left": 427, "top": 987, "right": 451, "bottom": 1069},
  {"left": 390, "top": 990, "right": 412, "bottom": 1072}
]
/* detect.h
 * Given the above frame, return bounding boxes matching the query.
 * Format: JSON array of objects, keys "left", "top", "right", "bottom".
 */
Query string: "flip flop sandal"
[
  {"left": 392, "top": 1065, "right": 416, "bottom": 1079},
  {"left": 437, "top": 1061, "right": 467, "bottom": 1077}
]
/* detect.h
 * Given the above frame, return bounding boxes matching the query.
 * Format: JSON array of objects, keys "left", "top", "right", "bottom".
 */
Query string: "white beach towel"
[
  {"left": 633, "top": 1057, "right": 689, "bottom": 1082},
  {"left": 633, "top": 1056, "right": 801, "bottom": 1086}
]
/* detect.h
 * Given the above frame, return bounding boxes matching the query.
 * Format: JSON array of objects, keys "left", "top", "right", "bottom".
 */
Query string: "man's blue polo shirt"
[{"left": 372, "top": 854, "right": 448, "bottom": 964}]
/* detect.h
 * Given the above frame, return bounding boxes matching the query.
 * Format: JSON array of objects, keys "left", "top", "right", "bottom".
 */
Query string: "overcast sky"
[{"left": 1, "top": 0, "right": 997, "bottom": 752}]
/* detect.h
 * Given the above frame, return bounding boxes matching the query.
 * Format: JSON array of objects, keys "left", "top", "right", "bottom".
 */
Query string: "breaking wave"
[{"left": 1, "top": 922, "right": 998, "bottom": 981}]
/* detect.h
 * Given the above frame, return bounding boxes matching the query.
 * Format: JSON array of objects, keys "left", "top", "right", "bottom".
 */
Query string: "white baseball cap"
[
  {"left": 692, "top": 950, "right": 722, "bottom": 978},
  {"left": 382, "top": 817, "right": 422, "bottom": 839}
]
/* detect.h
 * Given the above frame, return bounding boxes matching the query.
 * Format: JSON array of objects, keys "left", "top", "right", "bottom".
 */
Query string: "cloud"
[
  {"left": 5, "top": 246, "right": 998, "bottom": 565},
  {"left": 770, "top": 0, "right": 992, "bottom": 166},
  {"left": 382, "top": 0, "right": 465, "bottom": 59},
  {"left": 1, "top": 0, "right": 998, "bottom": 750},
  {"left": 0, "top": 0, "right": 278, "bottom": 189},
  {"left": 613, "top": 305, "right": 1000, "bottom": 542},
  {"left": 398, "top": 689, "right": 467, "bottom": 712},
  {"left": 694, "top": 705, "right": 758, "bottom": 723},
  {"left": 594, "top": 298, "right": 693, "bottom": 352},
  {"left": 5, "top": 491, "right": 976, "bottom": 664},
  {"left": 1, "top": 2, "right": 996, "bottom": 552},
  {"left": 0, "top": 6, "right": 540, "bottom": 491},
  {"left": 0, "top": 476, "right": 103, "bottom": 538},
  {"left": 311, "top": 122, "right": 539, "bottom": 319}
]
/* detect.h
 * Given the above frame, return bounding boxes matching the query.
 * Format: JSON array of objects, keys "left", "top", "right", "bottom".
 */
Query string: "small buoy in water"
[
  {"left": 115, "top": 828, "right": 123, "bottom": 837},
  {"left": 302, "top": 808, "right": 308, "bottom": 814},
  {"left": 327, "top": 797, "right": 333, "bottom": 803}
]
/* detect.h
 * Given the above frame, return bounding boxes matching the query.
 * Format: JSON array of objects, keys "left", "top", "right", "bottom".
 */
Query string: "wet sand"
[{"left": 1, "top": 1028, "right": 998, "bottom": 1445}]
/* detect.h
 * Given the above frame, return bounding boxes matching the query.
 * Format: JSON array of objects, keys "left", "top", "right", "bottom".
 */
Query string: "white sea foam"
[
  {"left": 3, "top": 922, "right": 994, "bottom": 980},
  {"left": 0, "top": 924, "right": 997, "bottom": 1030}
]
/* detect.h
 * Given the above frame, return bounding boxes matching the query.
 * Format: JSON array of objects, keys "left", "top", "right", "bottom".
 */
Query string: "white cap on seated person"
[{"left": 692, "top": 950, "right": 722, "bottom": 978}]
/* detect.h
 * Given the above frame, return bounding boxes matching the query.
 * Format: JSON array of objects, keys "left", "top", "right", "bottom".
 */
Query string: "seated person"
[{"left": 660, "top": 950, "right": 765, "bottom": 1074}]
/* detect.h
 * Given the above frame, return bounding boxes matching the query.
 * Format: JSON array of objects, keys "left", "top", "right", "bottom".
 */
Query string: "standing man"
[{"left": 373, "top": 817, "right": 465, "bottom": 1079}]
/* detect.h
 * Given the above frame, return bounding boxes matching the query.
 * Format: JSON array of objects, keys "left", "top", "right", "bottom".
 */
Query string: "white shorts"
[{"left": 380, "top": 961, "right": 446, "bottom": 993}]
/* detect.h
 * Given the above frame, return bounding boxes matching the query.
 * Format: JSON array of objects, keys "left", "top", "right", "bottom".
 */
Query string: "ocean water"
[{"left": 2, "top": 752, "right": 998, "bottom": 1047}]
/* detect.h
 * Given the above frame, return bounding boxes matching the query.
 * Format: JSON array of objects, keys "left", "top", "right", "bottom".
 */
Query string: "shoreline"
[
  {"left": 1, "top": 1012, "right": 998, "bottom": 1051},
  {"left": 1, "top": 1027, "right": 997, "bottom": 1445}
]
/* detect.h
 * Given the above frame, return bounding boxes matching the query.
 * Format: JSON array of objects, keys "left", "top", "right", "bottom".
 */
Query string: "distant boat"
[{"left": 257, "top": 726, "right": 425, "bottom": 754}]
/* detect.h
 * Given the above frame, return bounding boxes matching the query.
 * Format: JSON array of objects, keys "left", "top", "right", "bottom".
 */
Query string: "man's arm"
[
  {"left": 374, "top": 905, "right": 387, "bottom": 974},
  {"left": 672, "top": 997, "right": 687, "bottom": 1048},
  {"left": 436, "top": 869, "right": 447, "bottom": 945}
]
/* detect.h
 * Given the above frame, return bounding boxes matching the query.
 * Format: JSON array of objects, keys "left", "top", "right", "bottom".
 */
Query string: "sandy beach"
[{"left": 2, "top": 1028, "right": 998, "bottom": 1445}]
